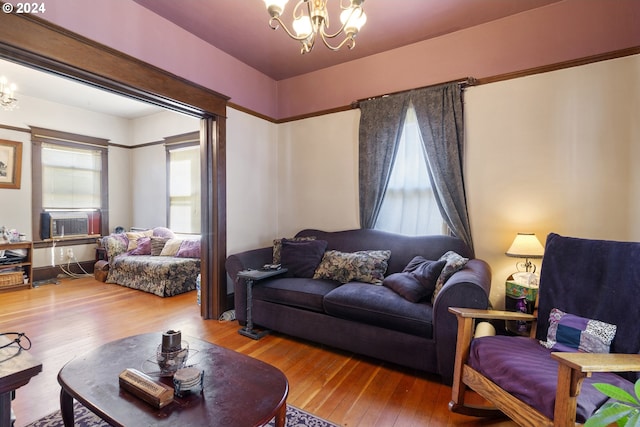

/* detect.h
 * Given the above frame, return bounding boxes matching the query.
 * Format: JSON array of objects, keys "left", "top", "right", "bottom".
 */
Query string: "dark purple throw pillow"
[
  {"left": 281, "top": 239, "right": 328, "bottom": 278},
  {"left": 383, "top": 259, "right": 447, "bottom": 302}
]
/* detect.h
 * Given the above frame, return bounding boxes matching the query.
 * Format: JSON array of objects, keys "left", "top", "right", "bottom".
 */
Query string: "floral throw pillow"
[
  {"left": 431, "top": 251, "right": 469, "bottom": 303},
  {"left": 539, "top": 308, "right": 617, "bottom": 353},
  {"left": 103, "top": 234, "right": 128, "bottom": 260},
  {"left": 313, "top": 250, "right": 391, "bottom": 285}
]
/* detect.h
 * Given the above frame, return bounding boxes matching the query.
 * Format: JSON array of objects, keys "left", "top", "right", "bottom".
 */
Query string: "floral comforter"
[{"left": 106, "top": 254, "right": 200, "bottom": 297}]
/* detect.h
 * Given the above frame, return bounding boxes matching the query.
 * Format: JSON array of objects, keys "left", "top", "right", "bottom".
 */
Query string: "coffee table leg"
[
  {"left": 60, "top": 388, "right": 75, "bottom": 427},
  {"left": 274, "top": 402, "right": 286, "bottom": 427}
]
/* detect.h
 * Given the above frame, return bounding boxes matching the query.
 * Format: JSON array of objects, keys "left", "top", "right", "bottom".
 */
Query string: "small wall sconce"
[{"left": 505, "top": 232, "right": 545, "bottom": 273}]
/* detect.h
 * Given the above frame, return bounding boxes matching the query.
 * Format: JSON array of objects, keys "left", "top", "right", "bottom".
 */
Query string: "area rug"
[{"left": 24, "top": 401, "right": 339, "bottom": 427}]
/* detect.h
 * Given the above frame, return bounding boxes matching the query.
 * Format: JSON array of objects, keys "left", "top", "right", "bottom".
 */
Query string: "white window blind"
[
  {"left": 375, "top": 104, "right": 444, "bottom": 236},
  {"left": 168, "top": 145, "right": 200, "bottom": 233},
  {"left": 41, "top": 143, "right": 102, "bottom": 209}
]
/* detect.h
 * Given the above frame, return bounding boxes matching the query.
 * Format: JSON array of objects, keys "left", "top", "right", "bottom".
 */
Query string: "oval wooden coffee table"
[{"left": 57, "top": 333, "right": 288, "bottom": 427}]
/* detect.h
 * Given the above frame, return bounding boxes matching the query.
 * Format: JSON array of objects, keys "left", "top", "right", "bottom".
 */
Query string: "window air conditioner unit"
[{"left": 40, "top": 211, "right": 101, "bottom": 240}]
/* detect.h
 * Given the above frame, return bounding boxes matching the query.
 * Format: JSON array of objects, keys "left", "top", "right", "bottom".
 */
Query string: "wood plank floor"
[{"left": 0, "top": 277, "right": 516, "bottom": 427}]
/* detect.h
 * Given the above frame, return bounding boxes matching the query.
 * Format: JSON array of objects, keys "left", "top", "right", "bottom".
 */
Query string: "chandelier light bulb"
[
  {"left": 264, "top": 0, "right": 366, "bottom": 53},
  {"left": 0, "top": 75, "right": 18, "bottom": 110}
]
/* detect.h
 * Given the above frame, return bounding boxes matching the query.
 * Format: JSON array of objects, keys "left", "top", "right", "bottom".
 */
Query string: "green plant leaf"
[
  {"left": 585, "top": 402, "right": 635, "bottom": 427},
  {"left": 621, "top": 410, "right": 640, "bottom": 427},
  {"left": 593, "top": 383, "right": 640, "bottom": 406}
]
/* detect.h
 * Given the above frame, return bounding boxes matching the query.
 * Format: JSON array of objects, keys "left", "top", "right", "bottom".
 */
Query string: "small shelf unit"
[{"left": 0, "top": 241, "right": 33, "bottom": 292}]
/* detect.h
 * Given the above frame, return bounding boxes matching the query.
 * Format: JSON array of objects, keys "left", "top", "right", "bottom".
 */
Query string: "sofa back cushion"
[{"left": 295, "top": 228, "right": 472, "bottom": 275}]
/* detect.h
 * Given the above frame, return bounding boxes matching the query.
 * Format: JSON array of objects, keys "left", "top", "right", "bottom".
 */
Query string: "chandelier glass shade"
[
  {"left": 264, "top": 0, "right": 367, "bottom": 54},
  {"left": 0, "top": 76, "right": 18, "bottom": 111}
]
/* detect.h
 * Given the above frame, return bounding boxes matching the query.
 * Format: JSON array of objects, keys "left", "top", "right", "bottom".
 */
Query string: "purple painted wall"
[{"left": 38, "top": 0, "right": 639, "bottom": 120}]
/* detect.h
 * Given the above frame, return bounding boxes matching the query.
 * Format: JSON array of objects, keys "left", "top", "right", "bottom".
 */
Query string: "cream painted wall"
[
  {"left": 128, "top": 111, "right": 199, "bottom": 229},
  {"left": 466, "top": 54, "right": 640, "bottom": 307},
  {"left": 226, "top": 108, "right": 279, "bottom": 255},
  {"left": 276, "top": 110, "right": 360, "bottom": 237}
]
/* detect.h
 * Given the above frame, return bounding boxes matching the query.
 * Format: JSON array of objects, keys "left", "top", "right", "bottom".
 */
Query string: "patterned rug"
[{"left": 24, "top": 401, "right": 339, "bottom": 427}]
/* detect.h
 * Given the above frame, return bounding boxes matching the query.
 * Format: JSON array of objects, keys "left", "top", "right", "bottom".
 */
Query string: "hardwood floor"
[{"left": 0, "top": 277, "right": 516, "bottom": 427}]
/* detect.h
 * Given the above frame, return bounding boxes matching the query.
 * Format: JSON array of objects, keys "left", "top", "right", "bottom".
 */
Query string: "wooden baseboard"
[{"left": 33, "top": 260, "right": 96, "bottom": 283}]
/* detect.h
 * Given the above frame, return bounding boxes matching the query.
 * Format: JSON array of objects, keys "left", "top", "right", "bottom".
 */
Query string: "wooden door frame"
[{"left": 0, "top": 12, "right": 228, "bottom": 319}]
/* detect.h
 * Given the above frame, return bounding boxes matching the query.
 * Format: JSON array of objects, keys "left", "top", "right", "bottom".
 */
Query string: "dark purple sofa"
[{"left": 226, "top": 228, "right": 491, "bottom": 384}]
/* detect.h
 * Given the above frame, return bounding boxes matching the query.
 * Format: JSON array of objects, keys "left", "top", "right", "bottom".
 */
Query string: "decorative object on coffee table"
[{"left": 57, "top": 333, "right": 289, "bottom": 427}]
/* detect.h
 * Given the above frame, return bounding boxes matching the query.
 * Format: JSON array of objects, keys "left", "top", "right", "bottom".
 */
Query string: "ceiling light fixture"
[
  {"left": 264, "top": 0, "right": 367, "bottom": 54},
  {"left": 0, "top": 76, "right": 18, "bottom": 110}
]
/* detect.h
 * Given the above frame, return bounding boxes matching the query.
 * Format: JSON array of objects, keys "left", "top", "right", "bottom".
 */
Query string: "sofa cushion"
[
  {"left": 323, "top": 282, "right": 433, "bottom": 337},
  {"left": 313, "top": 250, "right": 391, "bottom": 284},
  {"left": 281, "top": 239, "right": 328, "bottom": 278},
  {"left": 383, "top": 259, "right": 446, "bottom": 302},
  {"left": 252, "top": 277, "right": 340, "bottom": 313},
  {"left": 126, "top": 229, "right": 153, "bottom": 251}
]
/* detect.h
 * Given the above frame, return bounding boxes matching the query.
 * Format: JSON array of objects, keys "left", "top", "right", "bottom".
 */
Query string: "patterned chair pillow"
[
  {"left": 313, "top": 249, "right": 391, "bottom": 285},
  {"left": 539, "top": 308, "right": 617, "bottom": 353}
]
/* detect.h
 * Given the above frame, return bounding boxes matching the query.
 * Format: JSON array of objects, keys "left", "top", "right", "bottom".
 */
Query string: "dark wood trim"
[
  {"left": 200, "top": 116, "right": 227, "bottom": 319},
  {"left": 0, "top": 13, "right": 229, "bottom": 118},
  {"left": 30, "top": 126, "right": 109, "bottom": 147},
  {"left": 32, "top": 260, "right": 97, "bottom": 283},
  {"left": 0, "top": 123, "right": 30, "bottom": 133},
  {"left": 1, "top": 12, "right": 228, "bottom": 319}
]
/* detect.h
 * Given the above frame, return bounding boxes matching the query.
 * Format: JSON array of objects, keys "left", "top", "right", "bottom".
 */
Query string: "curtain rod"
[{"left": 351, "top": 77, "right": 477, "bottom": 109}]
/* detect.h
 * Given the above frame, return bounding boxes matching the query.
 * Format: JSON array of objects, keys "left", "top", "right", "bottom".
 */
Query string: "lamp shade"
[{"left": 506, "top": 233, "right": 545, "bottom": 258}]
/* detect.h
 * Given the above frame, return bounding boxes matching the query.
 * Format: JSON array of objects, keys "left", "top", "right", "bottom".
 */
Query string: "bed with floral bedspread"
[{"left": 102, "top": 227, "right": 201, "bottom": 297}]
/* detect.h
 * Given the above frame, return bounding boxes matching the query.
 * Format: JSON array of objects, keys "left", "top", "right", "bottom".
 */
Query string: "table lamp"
[{"left": 505, "top": 232, "right": 545, "bottom": 273}]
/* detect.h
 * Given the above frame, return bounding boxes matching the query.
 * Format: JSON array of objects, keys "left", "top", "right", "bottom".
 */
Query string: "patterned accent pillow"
[
  {"left": 129, "top": 236, "right": 151, "bottom": 255},
  {"left": 176, "top": 239, "right": 201, "bottom": 258},
  {"left": 272, "top": 236, "right": 316, "bottom": 264},
  {"left": 103, "top": 234, "right": 128, "bottom": 260},
  {"left": 539, "top": 308, "right": 617, "bottom": 353},
  {"left": 125, "top": 229, "right": 153, "bottom": 251},
  {"left": 150, "top": 237, "right": 170, "bottom": 256},
  {"left": 431, "top": 251, "right": 469, "bottom": 303},
  {"left": 313, "top": 250, "right": 391, "bottom": 285}
]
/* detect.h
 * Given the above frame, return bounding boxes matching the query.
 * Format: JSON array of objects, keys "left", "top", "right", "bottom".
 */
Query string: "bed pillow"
[
  {"left": 129, "top": 236, "right": 151, "bottom": 255},
  {"left": 281, "top": 239, "right": 328, "bottom": 278},
  {"left": 431, "top": 251, "right": 469, "bottom": 303},
  {"left": 313, "top": 249, "right": 391, "bottom": 285},
  {"left": 272, "top": 236, "right": 316, "bottom": 264},
  {"left": 539, "top": 308, "right": 617, "bottom": 353},
  {"left": 383, "top": 259, "right": 447, "bottom": 302}
]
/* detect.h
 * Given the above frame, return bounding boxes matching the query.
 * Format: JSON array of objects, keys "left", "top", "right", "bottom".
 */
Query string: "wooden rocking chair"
[{"left": 448, "top": 233, "right": 640, "bottom": 427}]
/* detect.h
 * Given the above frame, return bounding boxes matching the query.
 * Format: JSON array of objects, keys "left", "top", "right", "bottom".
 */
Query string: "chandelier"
[
  {"left": 0, "top": 76, "right": 18, "bottom": 111},
  {"left": 264, "top": 0, "right": 367, "bottom": 54}
]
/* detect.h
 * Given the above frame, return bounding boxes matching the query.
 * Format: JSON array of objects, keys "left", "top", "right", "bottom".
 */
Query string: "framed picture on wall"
[{"left": 0, "top": 139, "right": 23, "bottom": 189}]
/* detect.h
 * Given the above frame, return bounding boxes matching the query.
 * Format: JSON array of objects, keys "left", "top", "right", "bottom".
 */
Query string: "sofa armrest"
[
  {"left": 226, "top": 247, "right": 273, "bottom": 325},
  {"left": 433, "top": 259, "right": 492, "bottom": 384}
]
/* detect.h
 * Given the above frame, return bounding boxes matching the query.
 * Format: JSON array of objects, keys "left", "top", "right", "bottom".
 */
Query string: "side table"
[
  {"left": 504, "top": 277, "right": 538, "bottom": 336},
  {"left": 237, "top": 268, "right": 288, "bottom": 340},
  {"left": 0, "top": 336, "right": 42, "bottom": 427}
]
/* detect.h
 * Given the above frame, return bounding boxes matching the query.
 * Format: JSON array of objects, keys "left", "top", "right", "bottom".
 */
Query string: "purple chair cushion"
[{"left": 468, "top": 335, "right": 634, "bottom": 422}]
